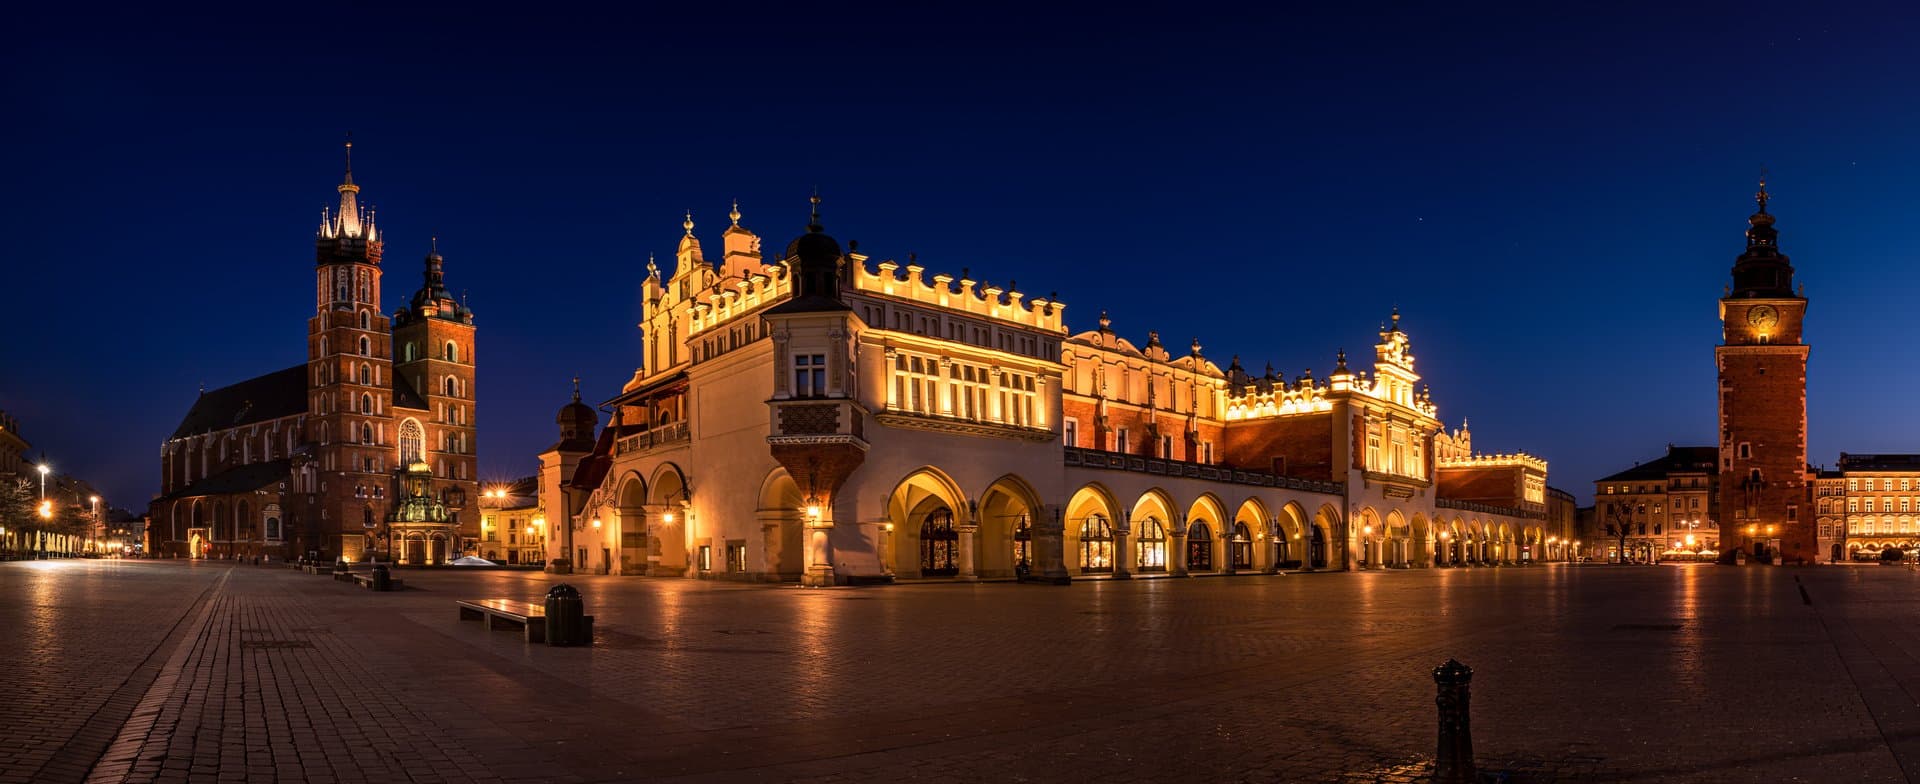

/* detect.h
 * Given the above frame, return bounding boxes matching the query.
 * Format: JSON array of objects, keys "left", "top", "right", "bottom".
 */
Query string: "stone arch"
[
  {"left": 1384, "top": 509, "right": 1411, "bottom": 568},
  {"left": 1497, "top": 522, "right": 1513, "bottom": 563},
  {"left": 1308, "top": 503, "right": 1341, "bottom": 569},
  {"left": 756, "top": 467, "right": 806, "bottom": 581},
  {"left": 1185, "top": 493, "right": 1226, "bottom": 573},
  {"left": 1410, "top": 513, "right": 1431, "bottom": 568},
  {"left": 1130, "top": 488, "right": 1178, "bottom": 573},
  {"left": 1355, "top": 506, "right": 1383, "bottom": 568},
  {"left": 1233, "top": 498, "right": 1268, "bottom": 572},
  {"left": 601, "top": 470, "right": 646, "bottom": 575},
  {"left": 1065, "top": 483, "right": 1121, "bottom": 576},
  {"left": 888, "top": 467, "right": 970, "bottom": 578},
  {"left": 648, "top": 462, "right": 690, "bottom": 573},
  {"left": 979, "top": 474, "right": 1043, "bottom": 579},
  {"left": 1270, "top": 501, "right": 1307, "bottom": 568}
]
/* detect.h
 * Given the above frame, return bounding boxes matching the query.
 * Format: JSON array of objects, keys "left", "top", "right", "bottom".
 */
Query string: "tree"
[{"left": 0, "top": 477, "right": 36, "bottom": 549}]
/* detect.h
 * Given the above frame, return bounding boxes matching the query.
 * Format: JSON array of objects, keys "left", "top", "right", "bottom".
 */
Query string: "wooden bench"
[
  {"left": 456, "top": 598, "right": 593, "bottom": 644},
  {"left": 349, "top": 572, "right": 403, "bottom": 591}
]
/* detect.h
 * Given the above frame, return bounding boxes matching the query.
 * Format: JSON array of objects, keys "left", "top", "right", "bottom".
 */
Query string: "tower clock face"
[{"left": 1747, "top": 305, "right": 1779, "bottom": 329}]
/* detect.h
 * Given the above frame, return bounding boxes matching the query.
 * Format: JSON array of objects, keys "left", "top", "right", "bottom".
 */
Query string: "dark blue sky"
[{"left": 5, "top": 2, "right": 1917, "bottom": 509}]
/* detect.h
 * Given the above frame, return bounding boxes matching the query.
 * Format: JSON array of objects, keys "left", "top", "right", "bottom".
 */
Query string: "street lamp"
[
  {"left": 36, "top": 464, "right": 49, "bottom": 500},
  {"left": 89, "top": 495, "right": 100, "bottom": 554}
]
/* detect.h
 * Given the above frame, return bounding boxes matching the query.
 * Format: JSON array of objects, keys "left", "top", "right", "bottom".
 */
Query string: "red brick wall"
[
  {"left": 1436, "top": 465, "right": 1522, "bottom": 506},
  {"left": 1717, "top": 346, "right": 1812, "bottom": 560},
  {"left": 1222, "top": 415, "right": 1334, "bottom": 480}
]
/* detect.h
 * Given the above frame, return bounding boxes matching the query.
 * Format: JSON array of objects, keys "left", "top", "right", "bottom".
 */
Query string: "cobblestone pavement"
[{"left": 5, "top": 560, "right": 1920, "bottom": 782}]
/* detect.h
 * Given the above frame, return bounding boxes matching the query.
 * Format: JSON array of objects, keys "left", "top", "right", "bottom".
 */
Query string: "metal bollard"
[
  {"left": 544, "top": 584, "right": 588, "bottom": 647},
  {"left": 1432, "top": 659, "right": 1477, "bottom": 783},
  {"left": 371, "top": 564, "right": 392, "bottom": 591}
]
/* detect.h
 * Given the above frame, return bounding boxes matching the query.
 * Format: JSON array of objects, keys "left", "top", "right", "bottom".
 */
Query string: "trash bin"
[
  {"left": 371, "top": 564, "right": 392, "bottom": 591},
  {"left": 544, "top": 584, "right": 588, "bottom": 646}
]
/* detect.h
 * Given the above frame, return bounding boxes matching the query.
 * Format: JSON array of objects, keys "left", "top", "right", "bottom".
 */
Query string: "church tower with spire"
[
  {"left": 308, "top": 136, "right": 394, "bottom": 551},
  {"left": 1716, "top": 177, "right": 1812, "bottom": 563},
  {"left": 391, "top": 237, "right": 479, "bottom": 536}
]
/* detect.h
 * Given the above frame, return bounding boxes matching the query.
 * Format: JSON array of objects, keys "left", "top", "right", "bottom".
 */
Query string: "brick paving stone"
[{"left": 4, "top": 560, "right": 1920, "bottom": 781}]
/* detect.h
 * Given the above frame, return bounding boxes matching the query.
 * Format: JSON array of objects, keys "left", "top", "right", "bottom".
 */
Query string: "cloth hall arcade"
[{"left": 543, "top": 198, "right": 1568, "bottom": 583}]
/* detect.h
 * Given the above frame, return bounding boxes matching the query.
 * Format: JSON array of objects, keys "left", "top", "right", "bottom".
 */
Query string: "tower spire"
[
  {"left": 1755, "top": 169, "right": 1769, "bottom": 214},
  {"left": 342, "top": 132, "right": 354, "bottom": 186},
  {"left": 807, "top": 188, "right": 822, "bottom": 233}
]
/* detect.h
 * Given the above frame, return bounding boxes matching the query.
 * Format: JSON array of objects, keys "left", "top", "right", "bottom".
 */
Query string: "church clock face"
[{"left": 1747, "top": 304, "right": 1779, "bottom": 329}]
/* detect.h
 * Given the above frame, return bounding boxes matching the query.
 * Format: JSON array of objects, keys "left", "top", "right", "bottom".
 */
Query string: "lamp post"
[{"left": 89, "top": 495, "right": 100, "bottom": 555}]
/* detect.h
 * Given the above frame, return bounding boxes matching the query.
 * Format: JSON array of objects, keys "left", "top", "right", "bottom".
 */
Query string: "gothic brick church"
[{"left": 149, "top": 143, "right": 479, "bottom": 563}]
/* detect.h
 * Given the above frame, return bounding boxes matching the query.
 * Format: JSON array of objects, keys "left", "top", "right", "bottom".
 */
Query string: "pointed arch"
[
  {"left": 756, "top": 467, "right": 805, "bottom": 581},
  {"left": 1065, "top": 483, "right": 1120, "bottom": 576},
  {"left": 888, "top": 467, "right": 969, "bottom": 578},
  {"left": 979, "top": 474, "right": 1042, "bottom": 578}
]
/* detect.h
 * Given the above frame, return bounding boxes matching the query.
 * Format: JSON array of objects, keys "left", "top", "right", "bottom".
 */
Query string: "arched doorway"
[
  {"left": 405, "top": 534, "right": 425, "bottom": 564},
  {"left": 979, "top": 475, "right": 1041, "bottom": 579},
  {"left": 649, "top": 465, "right": 691, "bottom": 575},
  {"left": 757, "top": 469, "right": 806, "bottom": 581},
  {"left": 920, "top": 510, "right": 959, "bottom": 577},
  {"left": 1130, "top": 490, "right": 1177, "bottom": 574},
  {"left": 887, "top": 468, "right": 968, "bottom": 579},
  {"left": 1077, "top": 514, "right": 1113, "bottom": 573},
  {"left": 430, "top": 534, "right": 449, "bottom": 565},
  {"left": 1065, "top": 484, "right": 1121, "bottom": 577},
  {"left": 1187, "top": 522, "right": 1214, "bottom": 572},
  {"left": 1228, "top": 522, "right": 1253, "bottom": 570}
]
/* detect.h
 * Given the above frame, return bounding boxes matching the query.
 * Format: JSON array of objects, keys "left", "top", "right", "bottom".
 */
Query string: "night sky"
[{"left": 5, "top": 3, "right": 1917, "bottom": 510}]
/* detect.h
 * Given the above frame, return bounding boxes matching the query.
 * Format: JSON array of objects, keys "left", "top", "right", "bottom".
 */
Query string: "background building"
[
  {"left": 148, "top": 144, "right": 480, "bottom": 563},
  {"left": 1829, "top": 454, "right": 1920, "bottom": 561},
  {"left": 1594, "top": 446, "right": 1719, "bottom": 562}
]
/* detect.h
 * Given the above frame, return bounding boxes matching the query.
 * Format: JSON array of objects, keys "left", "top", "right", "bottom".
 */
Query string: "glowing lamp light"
[
  {"left": 1363, "top": 524, "right": 1373, "bottom": 535},
  {"left": 883, "top": 522, "right": 895, "bottom": 533},
  {"left": 37, "top": 501, "right": 52, "bottom": 519},
  {"left": 525, "top": 526, "right": 534, "bottom": 535},
  {"left": 36, "top": 465, "right": 49, "bottom": 476},
  {"left": 592, "top": 518, "right": 602, "bottom": 529},
  {"left": 805, "top": 505, "right": 822, "bottom": 521}
]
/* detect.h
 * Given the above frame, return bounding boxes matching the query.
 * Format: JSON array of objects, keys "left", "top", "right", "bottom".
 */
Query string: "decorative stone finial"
[
  {"left": 684, "top": 210, "right": 695, "bottom": 236},
  {"left": 1098, "top": 311, "right": 1111, "bottom": 331},
  {"left": 1190, "top": 337, "right": 1202, "bottom": 356},
  {"left": 808, "top": 188, "right": 822, "bottom": 232},
  {"left": 730, "top": 198, "right": 741, "bottom": 226},
  {"left": 1147, "top": 330, "right": 1161, "bottom": 348},
  {"left": 1755, "top": 168, "right": 1770, "bottom": 213},
  {"left": 1335, "top": 348, "right": 1348, "bottom": 372},
  {"left": 571, "top": 376, "right": 581, "bottom": 403}
]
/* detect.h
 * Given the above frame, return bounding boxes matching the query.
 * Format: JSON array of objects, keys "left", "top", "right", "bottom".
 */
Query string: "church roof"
[
  {"left": 154, "top": 459, "right": 291, "bottom": 502},
  {"left": 168, "top": 366, "right": 307, "bottom": 440},
  {"left": 392, "top": 373, "right": 429, "bottom": 411}
]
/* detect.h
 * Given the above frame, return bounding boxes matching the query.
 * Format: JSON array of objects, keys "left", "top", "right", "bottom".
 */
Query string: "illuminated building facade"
[
  {"left": 478, "top": 476, "right": 543, "bottom": 565},
  {"left": 544, "top": 198, "right": 1559, "bottom": 582},
  {"left": 1593, "top": 446, "right": 1719, "bottom": 562},
  {"left": 1717, "top": 180, "right": 1812, "bottom": 563},
  {"left": 1825, "top": 454, "right": 1920, "bottom": 561},
  {"left": 149, "top": 144, "right": 480, "bottom": 563}
]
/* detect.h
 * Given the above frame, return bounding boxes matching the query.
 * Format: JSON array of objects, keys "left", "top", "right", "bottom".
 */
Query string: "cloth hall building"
[
  {"left": 148, "top": 145, "right": 480, "bottom": 563},
  {"left": 542, "top": 199, "right": 1566, "bottom": 583}
]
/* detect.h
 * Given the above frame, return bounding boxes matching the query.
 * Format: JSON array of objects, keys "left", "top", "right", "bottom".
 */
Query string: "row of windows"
[
  {"left": 1850, "top": 477, "right": 1920, "bottom": 492},
  {"left": 861, "top": 302, "right": 1058, "bottom": 362},
  {"left": 888, "top": 352, "right": 1041, "bottom": 427},
  {"left": 1363, "top": 422, "right": 1424, "bottom": 480}
]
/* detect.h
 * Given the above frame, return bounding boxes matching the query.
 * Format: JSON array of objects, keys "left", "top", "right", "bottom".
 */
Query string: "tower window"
[
  {"left": 794, "top": 354, "right": 826, "bottom": 398},
  {"left": 360, "top": 423, "right": 373, "bottom": 444},
  {"left": 359, "top": 364, "right": 371, "bottom": 385},
  {"left": 1738, "top": 442, "right": 1751, "bottom": 460},
  {"left": 359, "top": 336, "right": 370, "bottom": 356},
  {"left": 444, "top": 377, "right": 458, "bottom": 397},
  {"left": 360, "top": 311, "right": 370, "bottom": 330},
  {"left": 445, "top": 341, "right": 458, "bottom": 362},
  {"left": 361, "top": 393, "right": 373, "bottom": 413}
]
